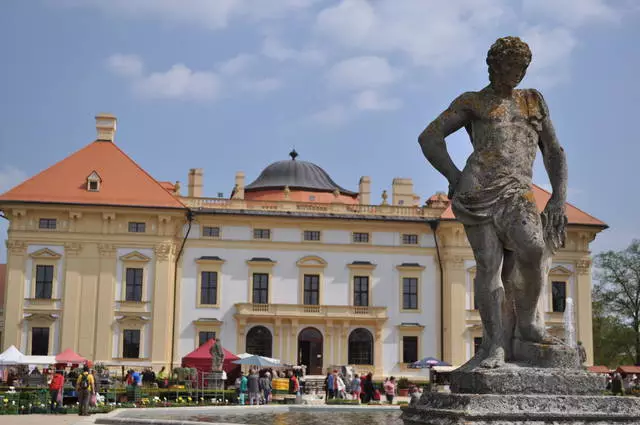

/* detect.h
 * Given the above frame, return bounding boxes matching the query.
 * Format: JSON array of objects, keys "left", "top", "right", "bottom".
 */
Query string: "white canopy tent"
[
  {"left": 22, "top": 355, "right": 56, "bottom": 365},
  {"left": 236, "top": 352, "right": 281, "bottom": 364},
  {"left": 0, "top": 345, "right": 25, "bottom": 365}
]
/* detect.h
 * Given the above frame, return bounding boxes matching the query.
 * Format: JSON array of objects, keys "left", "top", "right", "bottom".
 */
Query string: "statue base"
[
  {"left": 450, "top": 365, "right": 604, "bottom": 395},
  {"left": 401, "top": 392, "right": 640, "bottom": 425},
  {"left": 511, "top": 339, "right": 579, "bottom": 368}
]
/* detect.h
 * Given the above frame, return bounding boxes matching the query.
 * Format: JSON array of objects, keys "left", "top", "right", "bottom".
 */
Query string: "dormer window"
[{"left": 86, "top": 171, "right": 101, "bottom": 192}]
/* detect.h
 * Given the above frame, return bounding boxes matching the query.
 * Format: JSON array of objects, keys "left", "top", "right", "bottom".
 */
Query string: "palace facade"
[{"left": 0, "top": 115, "right": 606, "bottom": 376}]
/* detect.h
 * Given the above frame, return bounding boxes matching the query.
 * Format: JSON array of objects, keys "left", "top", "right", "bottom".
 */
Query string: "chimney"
[
  {"left": 359, "top": 176, "right": 371, "bottom": 205},
  {"left": 188, "top": 168, "right": 203, "bottom": 197},
  {"left": 95, "top": 113, "right": 117, "bottom": 142},
  {"left": 392, "top": 178, "right": 419, "bottom": 206},
  {"left": 234, "top": 171, "right": 245, "bottom": 199}
]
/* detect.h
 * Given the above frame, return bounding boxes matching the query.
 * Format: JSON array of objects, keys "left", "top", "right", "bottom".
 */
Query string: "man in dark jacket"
[{"left": 247, "top": 369, "right": 260, "bottom": 405}]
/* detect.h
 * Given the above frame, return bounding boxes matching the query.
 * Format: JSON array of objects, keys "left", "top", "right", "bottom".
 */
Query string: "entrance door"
[{"left": 298, "top": 327, "right": 323, "bottom": 375}]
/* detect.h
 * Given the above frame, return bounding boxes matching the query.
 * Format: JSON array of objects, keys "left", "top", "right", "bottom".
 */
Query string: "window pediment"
[
  {"left": 296, "top": 255, "right": 327, "bottom": 268},
  {"left": 396, "top": 263, "right": 425, "bottom": 271},
  {"left": 29, "top": 248, "right": 62, "bottom": 260},
  {"left": 549, "top": 265, "right": 573, "bottom": 277},
  {"left": 115, "top": 315, "right": 150, "bottom": 326},
  {"left": 120, "top": 251, "right": 151, "bottom": 262},
  {"left": 24, "top": 313, "right": 58, "bottom": 323}
]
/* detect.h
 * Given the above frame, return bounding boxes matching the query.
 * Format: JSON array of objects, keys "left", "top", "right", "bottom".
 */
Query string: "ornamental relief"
[{"left": 6, "top": 240, "right": 27, "bottom": 255}]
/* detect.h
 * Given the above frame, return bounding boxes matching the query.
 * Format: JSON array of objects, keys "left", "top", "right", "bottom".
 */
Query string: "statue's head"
[{"left": 487, "top": 36, "right": 532, "bottom": 90}]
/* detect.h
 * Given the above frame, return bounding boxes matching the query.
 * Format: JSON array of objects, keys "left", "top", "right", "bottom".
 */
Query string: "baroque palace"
[{"left": 0, "top": 115, "right": 606, "bottom": 377}]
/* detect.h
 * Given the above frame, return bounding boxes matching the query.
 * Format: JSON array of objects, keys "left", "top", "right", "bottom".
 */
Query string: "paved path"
[{"left": 1, "top": 413, "right": 110, "bottom": 425}]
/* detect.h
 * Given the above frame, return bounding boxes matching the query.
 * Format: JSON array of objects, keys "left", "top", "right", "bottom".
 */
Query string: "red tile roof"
[
  {"left": 0, "top": 141, "right": 185, "bottom": 209},
  {"left": 0, "top": 264, "right": 5, "bottom": 307},
  {"left": 617, "top": 365, "right": 640, "bottom": 375},
  {"left": 439, "top": 184, "right": 606, "bottom": 227},
  {"left": 587, "top": 365, "right": 611, "bottom": 374}
]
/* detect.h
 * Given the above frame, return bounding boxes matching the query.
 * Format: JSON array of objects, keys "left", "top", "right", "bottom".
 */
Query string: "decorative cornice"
[
  {"left": 30, "top": 248, "right": 62, "bottom": 260},
  {"left": 576, "top": 259, "right": 592, "bottom": 275},
  {"left": 98, "top": 243, "right": 117, "bottom": 257},
  {"left": 6, "top": 240, "right": 27, "bottom": 255},
  {"left": 396, "top": 262, "right": 426, "bottom": 272},
  {"left": 120, "top": 251, "right": 151, "bottom": 263},
  {"left": 296, "top": 255, "right": 328, "bottom": 268},
  {"left": 64, "top": 242, "right": 83, "bottom": 256}
]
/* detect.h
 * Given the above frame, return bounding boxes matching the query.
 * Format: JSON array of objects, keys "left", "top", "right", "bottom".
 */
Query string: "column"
[
  {"left": 289, "top": 319, "right": 298, "bottom": 365},
  {"left": 237, "top": 318, "right": 247, "bottom": 356},
  {"left": 339, "top": 322, "right": 350, "bottom": 364},
  {"left": 3, "top": 240, "right": 27, "bottom": 349},
  {"left": 71, "top": 243, "right": 100, "bottom": 359},
  {"left": 442, "top": 254, "right": 467, "bottom": 366},
  {"left": 94, "top": 244, "right": 117, "bottom": 362},
  {"left": 325, "top": 320, "right": 334, "bottom": 367},
  {"left": 374, "top": 326, "right": 383, "bottom": 377},
  {"left": 151, "top": 243, "right": 175, "bottom": 367},
  {"left": 575, "top": 258, "right": 594, "bottom": 365}
]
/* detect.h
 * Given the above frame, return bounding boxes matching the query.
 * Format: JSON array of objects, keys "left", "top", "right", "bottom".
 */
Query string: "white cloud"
[
  {"left": 133, "top": 64, "right": 221, "bottom": 101},
  {"left": 353, "top": 90, "right": 402, "bottom": 111},
  {"left": 0, "top": 166, "right": 27, "bottom": 194},
  {"left": 217, "top": 54, "right": 256, "bottom": 76},
  {"left": 520, "top": 26, "right": 577, "bottom": 88},
  {"left": 311, "top": 104, "right": 352, "bottom": 126},
  {"left": 327, "top": 56, "right": 401, "bottom": 90},
  {"left": 261, "top": 37, "right": 325, "bottom": 64},
  {"left": 58, "top": 0, "right": 319, "bottom": 29},
  {"left": 238, "top": 78, "right": 283, "bottom": 93},
  {"left": 315, "top": 0, "right": 507, "bottom": 69},
  {"left": 106, "top": 54, "right": 144, "bottom": 77},
  {"left": 522, "top": 0, "right": 621, "bottom": 28}
]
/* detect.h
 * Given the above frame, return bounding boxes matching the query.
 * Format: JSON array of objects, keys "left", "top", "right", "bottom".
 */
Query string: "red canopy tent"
[
  {"left": 55, "top": 348, "right": 87, "bottom": 365},
  {"left": 181, "top": 339, "right": 239, "bottom": 374}
]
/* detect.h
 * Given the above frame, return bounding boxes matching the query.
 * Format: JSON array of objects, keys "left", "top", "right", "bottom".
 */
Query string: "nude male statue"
[{"left": 419, "top": 37, "right": 568, "bottom": 369}]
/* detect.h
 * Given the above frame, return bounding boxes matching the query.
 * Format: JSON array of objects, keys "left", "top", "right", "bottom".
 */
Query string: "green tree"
[{"left": 593, "top": 240, "right": 640, "bottom": 365}]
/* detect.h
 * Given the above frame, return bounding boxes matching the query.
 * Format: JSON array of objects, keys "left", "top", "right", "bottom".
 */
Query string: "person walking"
[
  {"left": 49, "top": 370, "right": 64, "bottom": 413},
  {"left": 76, "top": 366, "right": 95, "bottom": 416},
  {"left": 363, "top": 373, "right": 374, "bottom": 403},
  {"left": 239, "top": 371, "right": 248, "bottom": 405},
  {"left": 351, "top": 374, "right": 361, "bottom": 402},
  {"left": 259, "top": 371, "right": 272, "bottom": 404},
  {"left": 384, "top": 376, "right": 396, "bottom": 404},
  {"left": 248, "top": 369, "right": 260, "bottom": 405}
]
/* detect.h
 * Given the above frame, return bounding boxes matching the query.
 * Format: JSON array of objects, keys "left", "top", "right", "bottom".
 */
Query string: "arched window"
[
  {"left": 245, "top": 326, "right": 273, "bottom": 357},
  {"left": 348, "top": 328, "right": 373, "bottom": 365}
]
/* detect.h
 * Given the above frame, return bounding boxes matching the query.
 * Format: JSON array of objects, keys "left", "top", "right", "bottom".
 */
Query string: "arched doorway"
[
  {"left": 348, "top": 328, "right": 373, "bottom": 365},
  {"left": 245, "top": 326, "right": 273, "bottom": 357},
  {"left": 298, "top": 327, "right": 323, "bottom": 375}
]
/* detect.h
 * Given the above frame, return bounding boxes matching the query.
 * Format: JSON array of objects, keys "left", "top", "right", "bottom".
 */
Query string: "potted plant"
[{"left": 397, "top": 377, "right": 410, "bottom": 397}]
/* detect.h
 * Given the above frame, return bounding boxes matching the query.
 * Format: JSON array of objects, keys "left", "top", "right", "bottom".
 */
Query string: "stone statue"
[
  {"left": 419, "top": 36, "right": 568, "bottom": 369},
  {"left": 210, "top": 338, "right": 225, "bottom": 372}
]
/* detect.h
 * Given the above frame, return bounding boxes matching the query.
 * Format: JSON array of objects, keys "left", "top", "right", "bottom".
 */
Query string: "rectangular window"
[
  {"left": 200, "top": 271, "right": 218, "bottom": 305},
  {"left": 38, "top": 218, "right": 57, "bottom": 229},
  {"left": 123, "top": 329, "right": 141, "bottom": 358},
  {"left": 474, "top": 337, "right": 483, "bottom": 355},
  {"left": 35, "top": 264, "right": 54, "bottom": 299},
  {"left": 402, "top": 234, "right": 418, "bottom": 245},
  {"left": 252, "top": 273, "right": 269, "bottom": 304},
  {"left": 31, "top": 327, "right": 49, "bottom": 355},
  {"left": 198, "top": 331, "right": 216, "bottom": 347},
  {"left": 303, "top": 274, "right": 320, "bottom": 305},
  {"left": 202, "top": 226, "right": 220, "bottom": 237},
  {"left": 552, "top": 281, "right": 567, "bottom": 313},
  {"left": 128, "top": 222, "right": 146, "bottom": 233},
  {"left": 402, "top": 336, "right": 418, "bottom": 364},
  {"left": 402, "top": 277, "right": 418, "bottom": 310},
  {"left": 125, "top": 268, "right": 144, "bottom": 302},
  {"left": 253, "top": 229, "right": 271, "bottom": 239},
  {"left": 352, "top": 232, "right": 370, "bottom": 243},
  {"left": 353, "top": 276, "right": 369, "bottom": 307},
  {"left": 303, "top": 230, "right": 321, "bottom": 241}
]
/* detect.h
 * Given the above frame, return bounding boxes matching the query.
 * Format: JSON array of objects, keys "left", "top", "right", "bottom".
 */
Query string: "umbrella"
[
  {"left": 409, "top": 357, "right": 450, "bottom": 369},
  {"left": 232, "top": 355, "right": 281, "bottom": 368}
]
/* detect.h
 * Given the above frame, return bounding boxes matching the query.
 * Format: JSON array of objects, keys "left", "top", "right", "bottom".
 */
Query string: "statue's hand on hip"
[
  {"left": 541, "top": 198, "right": 567, "bottom": 253},
  {"left": 447, "top": 172, "right": 462, "bottom": 200}
]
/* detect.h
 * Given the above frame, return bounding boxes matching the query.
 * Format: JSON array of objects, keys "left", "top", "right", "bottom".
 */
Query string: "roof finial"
[{"left": 289, "top": 149, "right": 298, "bottom": 160}]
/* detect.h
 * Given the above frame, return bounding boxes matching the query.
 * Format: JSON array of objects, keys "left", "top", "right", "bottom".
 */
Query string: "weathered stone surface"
[
  {"left": 450, "top": 365, "right": 606, "bottom": 395},
  {"left": 512, "top": 338, "right": 579, "bottom": 368},
  {"left": 401, "top": 392, "right": 640, "bottom": 424}
]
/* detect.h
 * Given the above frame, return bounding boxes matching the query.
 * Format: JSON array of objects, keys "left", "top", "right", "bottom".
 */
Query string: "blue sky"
[{"left": 1, "top": 0, "right": 639, "bottom": 263}]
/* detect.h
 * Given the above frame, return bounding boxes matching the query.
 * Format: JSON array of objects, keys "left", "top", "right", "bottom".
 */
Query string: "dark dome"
[{"left": 245, "top": 150, "right": 357, "bottom": 196}]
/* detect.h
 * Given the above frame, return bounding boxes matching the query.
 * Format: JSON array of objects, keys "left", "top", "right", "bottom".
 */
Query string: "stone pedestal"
[{"left": 402, "top": 365, "right": 640, "bottom": 424}]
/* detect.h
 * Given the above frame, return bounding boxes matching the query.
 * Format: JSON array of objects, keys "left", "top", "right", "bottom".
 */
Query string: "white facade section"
[
  {"left": 271, "top": 228, "right": 300, "bottom": 243},
  {"left": 178, "top": 242, "right": 438, "bottom": 376}
]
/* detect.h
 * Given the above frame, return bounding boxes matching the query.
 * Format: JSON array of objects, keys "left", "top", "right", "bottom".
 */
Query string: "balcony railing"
[
  {"left": 181, "top": 197, "right": 443, "bottom": 219},
  {"left": 235, "top": 303, "right": 388, "bottom": 320}
]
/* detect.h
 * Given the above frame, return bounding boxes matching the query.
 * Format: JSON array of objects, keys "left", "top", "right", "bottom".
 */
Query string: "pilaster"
[
  {"left": 151, "top": 243, "right": 175, "bottom": 366},
  {"left": 273, "top": 318, "right": 282, "bottom": 359},
  {"left": 60, "top": 245, "right": 83, "bottom": 351},
  {"left": 3, "top": 240, "right": 27, "bottom": 349},
  {"left": 94, "top": 244, "right": 116, "bottom": 362},
  {"left": 442, "top": 253, "right": 467, "bottom": 366},
  {"left": 289, "top": 319, "right": 298, "bottom": 365},
  {"left": 574, "top": 258, "right": 594, "bottom": 365},
  {"left": 374, "top": 326, "right": 383, "bottom": 377}
]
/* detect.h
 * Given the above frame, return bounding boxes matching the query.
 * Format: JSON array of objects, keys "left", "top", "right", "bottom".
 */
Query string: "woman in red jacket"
[{"left": 49, "top": 371, "right": 64, "bottom": 412}]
